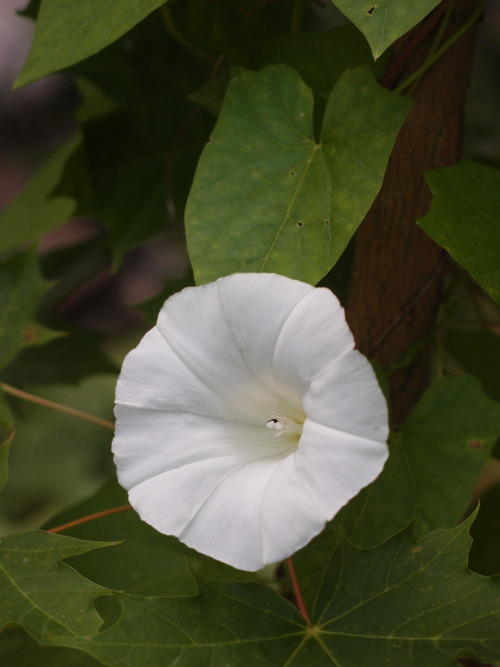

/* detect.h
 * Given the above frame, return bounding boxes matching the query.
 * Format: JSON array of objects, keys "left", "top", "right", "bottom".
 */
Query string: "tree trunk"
[{"left": 346, "top": 0, "right": 482, "bottom": 422}]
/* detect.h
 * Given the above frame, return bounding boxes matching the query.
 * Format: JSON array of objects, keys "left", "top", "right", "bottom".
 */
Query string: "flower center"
[{"left": 266, "top": 416, "right": 303, "bottom": 438}]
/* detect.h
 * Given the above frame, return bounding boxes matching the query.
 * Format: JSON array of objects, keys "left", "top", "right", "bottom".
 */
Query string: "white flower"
[{"left": 113, "top": 273, "right": 389, "bottom": 571}]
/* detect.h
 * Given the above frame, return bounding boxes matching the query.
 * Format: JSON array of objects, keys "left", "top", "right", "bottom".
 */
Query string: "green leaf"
[
  {"left": 255, "top": 24, "right": 374, "bottom": 100},
  {"left": 340, "top": 375, "right": 500, "bottom": 546},
  {"left": 401, "top": 375, "right": 500, "bottom": 536},
  {"left": 55, "top": 578, "right": 306, "bottom": 665},
  {"left": 310, "top": 518, "right": 500, "bottom": 665},
  {"left": 0, "top": 626, "right": 101, "bottom": 667},
  {"left": 1, "top": 334, "right": 118, "bottom": 387},
  {"left": 54, "top": 521, "right": 500, "bottom": 666},
  {"left": 418, "top": 160, "right": 500, "bottom": 305},
  {"left": 0, "top": 250, "right": 59, "bottom": 371},
  {"left": 332, "top": 0, "right": 441, "bottom": 59},
  {"left": 0, "top": 137, "right": 79, "bottom": 253},
  {"left": 445, "top": 329, "right": 500, "bottom": 402},
  {"left": 0, "top": 531, "right": 112, "bottom": 642},
  {"left": 15, "top": 0, "right": 167, "bottom": 87},
  {"left": 186, "top": 64, "right": 410, "bottom": 286}
]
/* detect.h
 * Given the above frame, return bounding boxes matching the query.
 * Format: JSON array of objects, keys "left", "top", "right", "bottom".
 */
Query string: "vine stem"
[
  {"left": 286, "top": 556, "right": 312, "bottom": 627},
  {"left": 47, "top": 505, "right": 132, "bottom": 534},
  {"left": 394, "top": 1, "right": 484, "bottom": 95},
  {"left": 0, "top": 382, "right": 115, "bottom": 431},
  {"left": 379, "top": 0, "right": 453, "bottom": 90},
  {"left": 160, "top": 4, "right": 214, "bottom": 64}
]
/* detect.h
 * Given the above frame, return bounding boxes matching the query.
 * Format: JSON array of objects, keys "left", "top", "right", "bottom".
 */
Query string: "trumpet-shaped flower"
[{"left": 113, "top": 273, "right": 389, "bottom": 571}]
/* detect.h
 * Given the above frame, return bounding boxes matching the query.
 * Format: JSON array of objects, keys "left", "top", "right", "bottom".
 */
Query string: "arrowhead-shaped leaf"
[
  {"left": 15, "top": 0, "right": 167, "bottom": 87},
  {"left": 332, "top": 0, "right": 441, "bottom": 59},
  {"left": 186, "top": 64, "right": 410, "bottom": 286},
  {"left": 339, "top": 375, "right": 500, "bottom": 547},
  {"left": 0, "top": 531, "right": 113, "bottom": 642},
  {"left": 419, "top": 160, "right": 500, "bottom": 305}
]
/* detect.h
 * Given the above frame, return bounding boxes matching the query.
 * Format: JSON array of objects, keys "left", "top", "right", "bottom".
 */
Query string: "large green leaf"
[
  {"left": 309, "top": 518, "right": 500, "bottom": 665},
  {"left": 54, "top": 521, "right": 500, "bottom": 665},
  {"left": 418, "top": 160, "right": 500, "bottom": 306},
  {"left": 186, "top": 64, "right": 410, "bottom": 286},
  {"left": 0, "top": 137, "right": 79, "bottom": 253},
  {"left": 332, "top": 0, "right": 441, "bottom": 59},
  {"left": 0, "top": 250, "right": 59, "bottom": 371},
  {"left": 339, "top": 374, "right": 500, "bottom": 547},
  {"left": 15, "top": 0, "right": 167, "bottom": 87},
  {"left": 0, "top": 626, "right": 101, "bottom": 667},
  {"left": 0, "top": 532, "right": 112, "bottom": 642}
]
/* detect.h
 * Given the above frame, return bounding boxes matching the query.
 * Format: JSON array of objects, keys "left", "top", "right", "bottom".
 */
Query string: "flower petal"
[
  {"left": 156, "top": 274, "right": 314, "bottom": 419},
  {"left": 296, "top": 419, "right": 389, "bottom": 517},
  {"left": 113, "top": 407, "right": 291, "bottom": 490},
  {"left": 272, "top": 286, "right": 354, "bottom": 395},
  {"left": 115, "top": 327, "right": 232, "bottom": 420},
  {"left": 303, "top": 350, "right": 389, "bottom": 441},
  {"left": 113, "top": 272, "right": 390, "bottom": 571}
]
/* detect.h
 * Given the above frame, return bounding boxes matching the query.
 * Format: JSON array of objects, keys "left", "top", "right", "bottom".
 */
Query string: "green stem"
[
  {"left": 291, "top": 0, "right": 306, "bottom": 33},
  {"left": 0, "top": 382, "right": 115, "bottom": 431},
  {"left": 395, "top": 2, "right": 484, "bottom": 95},
  {"left": 160, "top": 4, "right": 214, "bottom": 65},
  {"left": 406, "top": 0, "right": 456, "bottom": 96}
]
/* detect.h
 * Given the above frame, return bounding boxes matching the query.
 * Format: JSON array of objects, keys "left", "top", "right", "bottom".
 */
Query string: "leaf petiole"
[
  {"left": 286, "top": 556, "right": 312, "bottom": 627},
  {"left": 47, "top": 504, "right": 132, "bottom": 534},
  {"left": 0, "top": 382, "right": 115, "bottom": 431}
]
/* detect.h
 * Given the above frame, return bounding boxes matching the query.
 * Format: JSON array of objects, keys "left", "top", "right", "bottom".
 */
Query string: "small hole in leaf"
[
  {"left": 367, "top": 6, "right": 376, "bottom": 14},
  {"left": 468, "top": 440, "right": 482, "bottom": 450},
  {"left": 290, "top": 171, "right": 295, "bottom": 176},
  {"left": 296, "top": 221, "right": 304, "bottom": 227},
  {"left": 324, "top": 219, "right": 329, "bottom": 225}
]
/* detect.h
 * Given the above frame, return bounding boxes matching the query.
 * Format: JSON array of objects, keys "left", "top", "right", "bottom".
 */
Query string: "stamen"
[{"left": 266, "top": 416, "right": 302, "bottom": 437}]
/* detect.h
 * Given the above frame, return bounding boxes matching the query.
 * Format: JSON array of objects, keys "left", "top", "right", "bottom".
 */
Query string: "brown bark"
[{"left": 345, "top": 0, "right": 482, "bottom": 423}]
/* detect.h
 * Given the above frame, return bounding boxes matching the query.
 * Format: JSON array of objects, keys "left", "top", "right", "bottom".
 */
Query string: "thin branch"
[
  {"left": 47, "top": 505, "right": 132, "bottom": 533},
  {"left": 0, "top": 382, "right": 115, "bottom": 431},
  {"left": 367, "top": 255, "right": 447, "bottom": 357}
]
